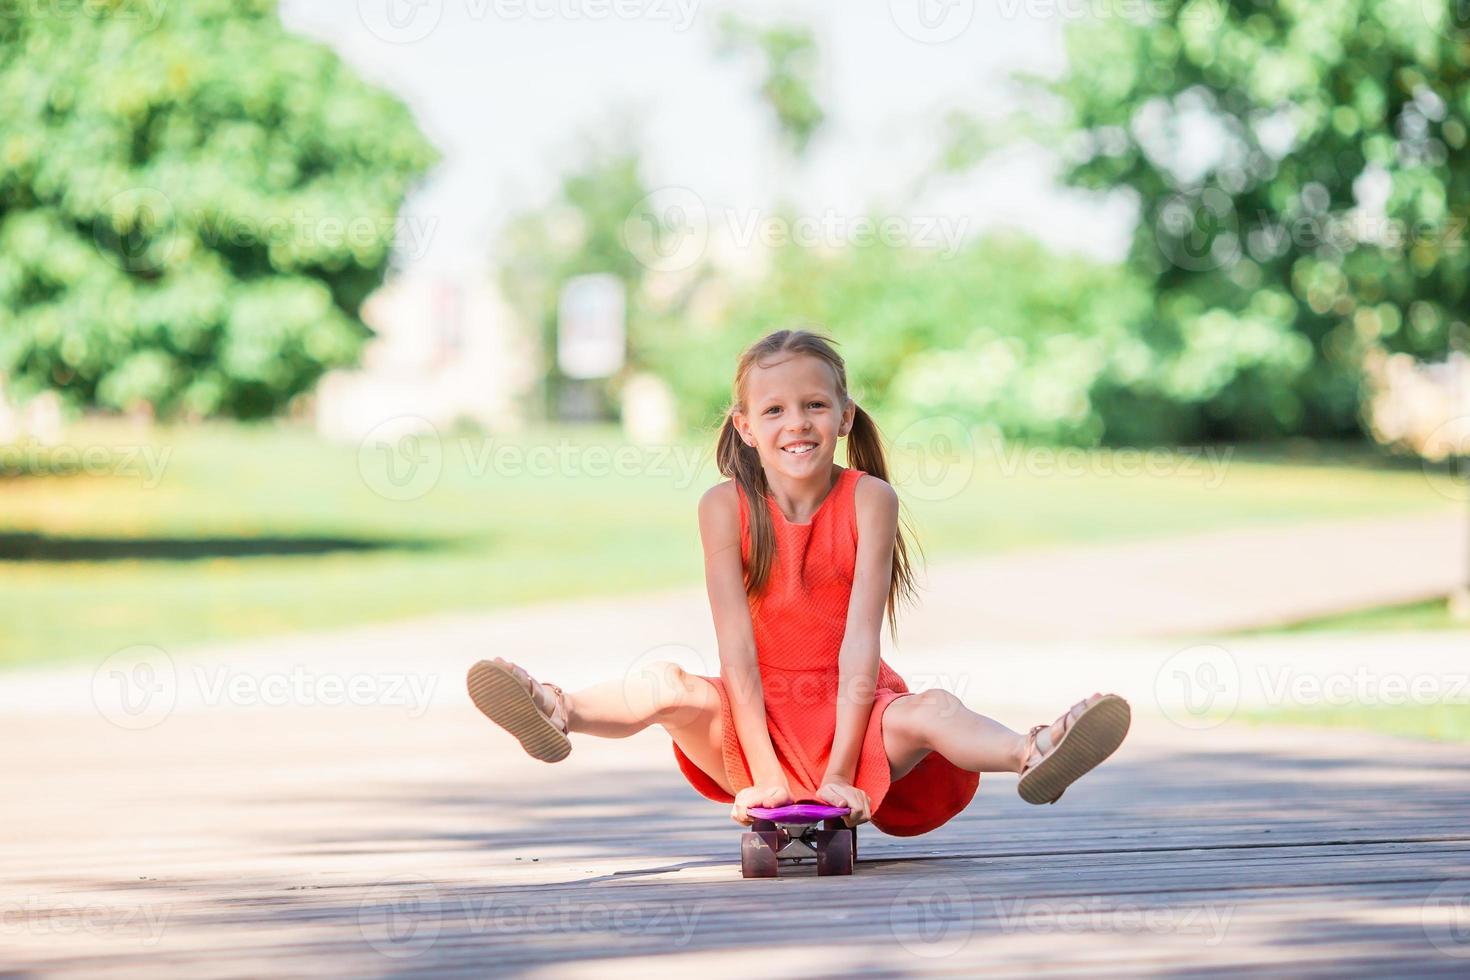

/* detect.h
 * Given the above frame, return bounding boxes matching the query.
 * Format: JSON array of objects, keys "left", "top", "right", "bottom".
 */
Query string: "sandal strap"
[
  {"left": 541, "top": 681, "right": 569, "bottom": 736},
  {"left": 508, "top": 662, "right": 570, "bottom": 736},
  {"left": 1021, "top": 698, "right": 1092, "bottom": 773}
]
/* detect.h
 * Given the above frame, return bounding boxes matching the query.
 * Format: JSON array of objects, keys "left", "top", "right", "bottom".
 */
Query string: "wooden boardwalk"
[{"left": 5, "top": 700, "right": 1470, "bottom": 977}]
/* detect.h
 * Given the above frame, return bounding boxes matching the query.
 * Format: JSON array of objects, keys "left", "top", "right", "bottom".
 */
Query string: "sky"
[{"left": 279, "top": 0, "right": 1135, "bottom": 274}]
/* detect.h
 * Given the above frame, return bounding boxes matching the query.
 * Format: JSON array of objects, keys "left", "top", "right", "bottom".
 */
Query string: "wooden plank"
[{"left": 3, "top": 706, "right": 1470, "bottom": 977}]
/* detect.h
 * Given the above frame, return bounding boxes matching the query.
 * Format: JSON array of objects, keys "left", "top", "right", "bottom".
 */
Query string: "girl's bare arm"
[
  {"left": 824, "top": 475, "right": 898, "bottom": 784},
  {"left": 698, "top": 482, "right": 786, "bottom": 788}
]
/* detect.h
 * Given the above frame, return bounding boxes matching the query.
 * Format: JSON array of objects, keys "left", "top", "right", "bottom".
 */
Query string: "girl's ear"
[
  {"left": 731, "top": 410, "right": 754, "bottom": 446},
  {"left": 839, "top": 399, "right": 856, "bottom": 437}
]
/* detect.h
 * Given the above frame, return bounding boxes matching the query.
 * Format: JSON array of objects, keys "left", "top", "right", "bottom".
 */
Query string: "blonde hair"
[{"left": 715, "top": 329, "right": 920, "bottom": 639}]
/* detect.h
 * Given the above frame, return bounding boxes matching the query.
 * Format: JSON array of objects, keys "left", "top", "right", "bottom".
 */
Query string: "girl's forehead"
[{"left": 745, "top": 354, "right": 840, "bottom": 399}]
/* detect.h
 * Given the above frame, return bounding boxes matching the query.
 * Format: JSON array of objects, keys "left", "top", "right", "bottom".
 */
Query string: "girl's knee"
[
  {"left": 645, "top": 661, "right": 709, "bottom": 722},
  {"left": 895, "top": 689, "right": 964, "bottom": 748}
]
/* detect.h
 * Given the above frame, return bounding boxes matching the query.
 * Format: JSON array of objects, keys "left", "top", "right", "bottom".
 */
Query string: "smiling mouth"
[{"left": 782, "top": 442, "right": 817, "bottom": 455}]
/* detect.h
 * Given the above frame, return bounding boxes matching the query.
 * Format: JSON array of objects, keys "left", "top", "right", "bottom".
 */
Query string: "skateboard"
[{"left": 740, "top": 803, "right": 856, "bottom": 878}]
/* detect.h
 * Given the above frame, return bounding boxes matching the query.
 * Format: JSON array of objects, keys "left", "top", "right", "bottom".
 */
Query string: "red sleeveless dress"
[{"left": 671, "top": 466, "right": 979, "bottom": 836}]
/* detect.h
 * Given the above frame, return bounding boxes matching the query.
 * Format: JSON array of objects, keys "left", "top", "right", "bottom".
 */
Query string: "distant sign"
[{"left": 557, "top": 274, "right": 626, "bottom": 379}]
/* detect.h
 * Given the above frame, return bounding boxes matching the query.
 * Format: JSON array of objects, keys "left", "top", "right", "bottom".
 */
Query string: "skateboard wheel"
[
  {"left": 741, "top": 831, "right": 781, "bottom": 879},
  {"left": 824, "top": 818, "right": 857, "bottom": 862},
  {"left": 813, "top": 829, "right": 853, "bottom": 876}
]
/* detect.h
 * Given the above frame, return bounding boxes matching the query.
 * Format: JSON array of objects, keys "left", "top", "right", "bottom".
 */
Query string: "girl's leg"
[
  {"left": 556, "top": 661, "right": 736, "bottom": 795},
  {"left": 883, "top": 690, "right": 1028, "bottom": 781}
]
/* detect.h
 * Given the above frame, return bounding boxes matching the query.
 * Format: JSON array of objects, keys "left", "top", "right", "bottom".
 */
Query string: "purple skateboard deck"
[{"left": 747, "top": 803, "right": 850, "bottom": 822}]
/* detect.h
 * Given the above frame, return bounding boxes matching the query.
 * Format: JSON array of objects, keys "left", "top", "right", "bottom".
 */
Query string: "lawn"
[
  {"left": 1, "top": 420, "right": 1458, "bottom": 668},
  {"left": 1233, "top": 596, "right": 1470, "bottom": 634},
  {"left": 1241, "top": 703, "right": 1470, "bottom": 743}
]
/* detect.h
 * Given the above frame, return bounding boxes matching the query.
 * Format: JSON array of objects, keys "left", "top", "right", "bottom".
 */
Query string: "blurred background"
[{"left": 2, "top": 0, "right": 1468, "bottom": 744}]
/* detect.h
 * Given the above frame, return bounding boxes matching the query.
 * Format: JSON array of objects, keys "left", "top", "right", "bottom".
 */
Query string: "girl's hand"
[
  {"left": 732, "top": 783, "right": 794, "bottom": 826},
  {"left": 816, "top": 777, "right": 871, "bottom": 827}
]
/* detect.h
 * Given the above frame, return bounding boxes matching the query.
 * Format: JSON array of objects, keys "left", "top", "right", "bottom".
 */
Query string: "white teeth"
[{"left": 783, "top": 443, "right": 816, "bottom": 455}]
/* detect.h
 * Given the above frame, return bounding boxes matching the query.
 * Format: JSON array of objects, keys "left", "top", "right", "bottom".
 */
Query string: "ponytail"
[
  {"left": 845, "top": 404, "right": 922, "bottom": 641},
  {"left": 716, "top": 411, "right": 775, "bottom": 605}
]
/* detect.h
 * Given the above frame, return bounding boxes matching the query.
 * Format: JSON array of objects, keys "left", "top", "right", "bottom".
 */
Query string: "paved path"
[
  {"left": 3, "top": 512, "right": 1468, "bottom": 976},
  {"left": 4, "top": 703, "right": 1470, "bottom": 976},
  {"left": 5, "top": 511, "right": 1459, "bottom": 717},
  {"left": 901, "top": 510, "right": 1464, "bottom": 644}
]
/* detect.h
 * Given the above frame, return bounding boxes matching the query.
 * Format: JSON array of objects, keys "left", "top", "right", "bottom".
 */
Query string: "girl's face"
[{"left": 734, "top": 354, "right": 855, "bottom": 480}]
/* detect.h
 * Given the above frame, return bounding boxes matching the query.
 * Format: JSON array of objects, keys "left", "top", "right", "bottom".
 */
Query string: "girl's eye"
[{"left": 809, "top": 402, "right": 826, "bottom": 409}]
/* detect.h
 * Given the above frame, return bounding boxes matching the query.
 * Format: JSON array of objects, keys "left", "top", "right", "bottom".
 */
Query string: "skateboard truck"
[{"left": 740, "top": 803, "right": 856, "bottom": 878}]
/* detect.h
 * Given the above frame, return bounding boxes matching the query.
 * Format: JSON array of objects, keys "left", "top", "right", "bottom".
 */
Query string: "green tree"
[
  {"left": 0, "top": 0, "right": 438, "bottom": 419},
  {"left": 1031, "top": 0, "right": 1470, "bottom": 441},
  {"left": 496, "top": 138, "right": 660, "bottom": 420},
  {"left": 641, "top": 233, "right": 1152, "bottom": 444},
  {"left": 716, "top": 15, "right": 825, "bottom": 160}
]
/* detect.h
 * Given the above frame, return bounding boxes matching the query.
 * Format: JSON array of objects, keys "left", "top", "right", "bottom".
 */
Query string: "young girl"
[{"left": 467, "top": 329, "right": 1130, "bottom": 835}]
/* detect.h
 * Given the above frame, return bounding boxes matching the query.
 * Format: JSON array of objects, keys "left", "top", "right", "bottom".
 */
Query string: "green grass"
[
  {"left": 1233, "top": 596, "right": 1470, "bottom": 635},
  {"left": 0, "top": 421, "right": 1458, "bottom": 669},
  {"left": 1240, "top": 703, "right": 1470, "bottom": 743}
]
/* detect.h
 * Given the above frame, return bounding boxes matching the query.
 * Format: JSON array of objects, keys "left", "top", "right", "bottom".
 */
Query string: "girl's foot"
[
  {"left": 466, "top": 657, "right": 572, "bottom": 763},
  {"left": 1017, "top": 693, "right": 1130, "bottom": 805}
]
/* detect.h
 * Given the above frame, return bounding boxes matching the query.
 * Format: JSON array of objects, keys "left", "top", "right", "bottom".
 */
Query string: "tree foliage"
[
  {"left": 640, "top": 234, "right": 1156, "bottom": 445},
  {"left": 1043, "top": 0, "right": 1470, "bottom": 441},
  {"left": 0, "top": 0, "right": 437, "bottom": 418},
  {"left": 716, "top": 15, "right": 825, "bottom": 158},
  {"left": 496, "top": 139, "right": 659, "bottom": 418}
]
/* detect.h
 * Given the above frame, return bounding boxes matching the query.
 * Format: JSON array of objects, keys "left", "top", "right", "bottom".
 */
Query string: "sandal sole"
[
  {"left": 1017, "top": 694, "right": 1130, "bottom": 805},
  {"left": 466, "top": 660, "right": 571, "bottom": 763}
]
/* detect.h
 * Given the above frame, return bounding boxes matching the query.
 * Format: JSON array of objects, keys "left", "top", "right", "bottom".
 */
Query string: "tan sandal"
[
  {"left": 1017, "top": 693, "right": 1130, "bottom": 805},
  {"left": 466, "top": 657, "right": 572, "bottom": 763}
]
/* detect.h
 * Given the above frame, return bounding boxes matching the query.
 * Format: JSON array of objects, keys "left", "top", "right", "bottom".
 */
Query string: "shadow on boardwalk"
[{"left": 8, "top": 706, "right": 1468, "bottom": 977}]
